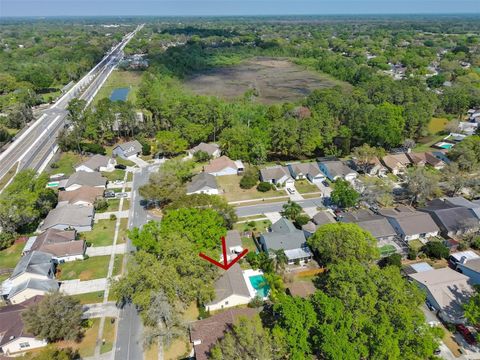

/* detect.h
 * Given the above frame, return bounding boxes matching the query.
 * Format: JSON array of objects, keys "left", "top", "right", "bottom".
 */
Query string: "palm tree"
[
  {"left": 281, "top": 200, "right": 302, "bottom": 221},
  {"left": 272, "top": 249, "right": 288, "bottom": 273}
]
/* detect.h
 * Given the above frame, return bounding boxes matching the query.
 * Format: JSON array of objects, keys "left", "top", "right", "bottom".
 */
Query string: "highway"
[{"left": 0, "top": 24, "right": 143, "bottom": 187}]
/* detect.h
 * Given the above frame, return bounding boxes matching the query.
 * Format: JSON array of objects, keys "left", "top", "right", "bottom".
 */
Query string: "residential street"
[{"left": 235, "top": 196, "right": 324, "bottom": 217}]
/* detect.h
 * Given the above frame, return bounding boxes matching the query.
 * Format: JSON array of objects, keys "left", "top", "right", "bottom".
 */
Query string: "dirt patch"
[
  {"left": 79, "top": 269, "right": 94, "bottom": 281},
  {"left": 184, "top": 57, "right": 346, "bottom": 104}
]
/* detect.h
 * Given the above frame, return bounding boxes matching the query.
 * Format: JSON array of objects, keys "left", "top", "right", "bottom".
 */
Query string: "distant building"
[
  {"left": 24, "top": 229, "right": 85, "bottom": 263},
  {"left": 260, "top": 165, "right": 294, "bottom": 187},
  {"left": 302, "top": 210, "right": 336, "bottom": 238},
  {"left": 39, "top": 204, "right": 94, "bottom": 232},
  {"left": 112, "top": 140, "right": 142, "bottom": 159},
  {"left": 287, "top": 162, "right": 325, "bottom": 183},
  {"left": 75, "top": 154, "right": 116, "bottom": 173},
  {"left": 63, "top": 171, "right": 107, "bottom": 192},
  {"left": 57, "top": 186, "right": 104, "bottom": 207},
  {"left": 318, "top": 160, "right": 357, "bottom": 182},
  {"left": 381, "top": 154, "right": 411, "bottom": 175},
  {"left": 203, "top": 156, "right": 244, "bottom": 177},
  {"left": 186, "top": 142, "right": 221, "bottom": 159}
]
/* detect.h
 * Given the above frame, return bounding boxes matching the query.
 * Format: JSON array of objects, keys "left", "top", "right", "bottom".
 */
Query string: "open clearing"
[{"left": 184, "top": 57, "right": 346, "bottom": 104}]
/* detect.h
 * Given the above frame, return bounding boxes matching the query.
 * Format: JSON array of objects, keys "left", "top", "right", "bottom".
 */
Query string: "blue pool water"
[
  {"left": 249, "top": 275, "right": 270, "bottom": 298},
  {"left": 110, "top": 87, "right": 130, "bottom": 102},
  {"left": 440, "top": 143, "right": 454, "bottom": 149}
]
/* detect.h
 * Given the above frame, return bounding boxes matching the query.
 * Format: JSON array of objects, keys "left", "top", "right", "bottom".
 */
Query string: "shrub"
[
  {"left": 246, "top": 252, "right": 260, "bottom": 269},
  {"left": 407, "top": 248, "right": 417, "bottom": 260},
  {"left": 110, "top": 214, "right": 117, "bottom": 221},
  {"left": 457, "top": 242, "right": 468, "bottom": 251},
  {"left": 422, "top": 241, "right": 450, "bottom": 260},
  {"left": 0, "top": 232, "right": 16, "bottom": 250},
  {"left": 240, "top": 167, "right": 259, "bottom": 189},
  {"left": 193, "top": 150, "right": 211, "bottom": 162},
  {"left": 257, "top": 182, "right": 272, "bottom": 192},
  {"left": 80, "top": 143, "right": 106, "bottom": 155},
  {"left": 379, "top": 253, "right": 402, "bottom": 268},
  {"left": 49, "top": 162, "right": 59, "bottom": 169},
  {"left": 140, "top": 141, "right": 151, "bottom": 156},
  {"left": 83, "top": 254, "right": 89, "bottom": 260},
  {"left": 94, "top": 198, "right": 108, "bottom": 211},
  {"left": 470, "top": 236, "right": 480, "bottom": 250},
  {"left": 294, "top": 214, "right": 310, "bottom": 228},
  {"left": 248, "top": 295, "right": 264, "bottom": 308}
]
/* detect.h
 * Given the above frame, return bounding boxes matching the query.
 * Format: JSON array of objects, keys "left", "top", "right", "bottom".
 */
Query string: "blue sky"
[{"left": 1, "top": 0, "right": 479, "bottom": 17}]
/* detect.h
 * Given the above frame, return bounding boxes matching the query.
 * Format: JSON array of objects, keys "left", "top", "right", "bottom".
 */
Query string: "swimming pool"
[
  {"left": 435, "top": 142, "right": 454, "bottom": 149},
  {"left": 249, "top": 275, "right": 270, "bottom": 298},
  {"left": 110, "top": 87, "right": 130, "bottom": 102}
]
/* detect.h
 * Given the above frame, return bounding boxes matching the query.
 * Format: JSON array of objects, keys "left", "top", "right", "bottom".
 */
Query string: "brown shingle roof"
[
  {"left": 29, "top": 229, "right": 85, "bottom": 258},
  {"left": 58, "top": 186, "right": 104, "bottom": 205},
  {"left": 190, "top": 308, "right": 258, "bottom": 360},
  {"left": 204, "top": 156, "right": 238, "bottom": 173}
]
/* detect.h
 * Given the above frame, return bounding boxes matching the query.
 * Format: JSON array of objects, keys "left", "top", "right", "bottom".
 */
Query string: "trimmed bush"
[
  {"left": 421, "top": 241, "right": 449, "bottom": 260},
  {"left": 257, "top": 182, "right": 272, "bottom": 192}
]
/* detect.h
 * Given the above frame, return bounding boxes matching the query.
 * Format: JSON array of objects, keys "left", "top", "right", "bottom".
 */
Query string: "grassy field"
[
  {"left": 48, "top": 152, "right": 86, "bottom": 176},
  {"left": 93, "top": 70, "right": 143, "bottom": 105},
  {"left": 234, "top": 219, "right": 271, "bottom": 236},
  {"left": 294, "top": 180, "right": 320, "bottom": 194},
  {"left": 57, "top": 256, "right": 110, "bottom": 281},
  {"left": 118, "top": 218, "right": 129, "bottom": 244},
  {"left": 164, "top": 338, "right": 190, "bottom": 360},
  {"left": 0, "top": 242, "right": 24, "bottom": 269},
  {"left": 112, "top": 254, "right": 124, "bottom": 276},
  {"left": 96, "top": 199, "right": 120, "bottom": 213},
  {"left": 428, "top": 117, "right": 449, "bottom": 134},
  {"left": 57, "top": 319, "right": 99, "bottom": 358},
  {"left": 185, "top": 57, "right": 349, "bottom": 104},
  {"left": 100, "top": 317, "right": 117, "bottom": 354},
  {"left": 241, "top": 236, "right": 258, "bottom": 252},
  {"left": 409, "top": 239, "right": 424, "bottom": 252},
  {"left": 412, "top": 134, "right": 444, "bottom": 153},
  {"left": 84, "top": 219, "right": 116, "bottom": 246},
  {"left": 71, "top": 291, "right": 105, "bottom": 305},
  {"left": 217, "top": 175, "right": 284, "bottom": 202},
  {"left": 102, "top": 169, "right": 126, "bottom": 182}
]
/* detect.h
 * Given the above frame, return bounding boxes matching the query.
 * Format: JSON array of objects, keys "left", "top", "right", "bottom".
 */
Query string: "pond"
[{"left": 110, "top": 87, "right": 130, "bottom": 102}]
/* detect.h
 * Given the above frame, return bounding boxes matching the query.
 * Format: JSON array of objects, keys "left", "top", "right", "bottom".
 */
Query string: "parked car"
[
  {"left": 425, "top": 300, "right": 435, "bottom": 312},
  {"left": 113, "top": 180, "right": 124, "bottom": 185},
  {"left": 287, "top": 188, "right": 296, "bottom": 194},
  {"left": 456, "top": 324, "right": 476, "bottom": 345},
  {"left": 116, "top": 192, "right": 128, "bottom": 198},
  {"left": 104, "top": 191, "right": 116, "bottom": 198},
  {"left": 322, "top": 180, "right": 330, "bottom": 187},
  {"left": 434, "top": 349, "right": 441, "bottom": 355},
  {"left": 115, "top": 164, "right": 127, "bottom": 170}
]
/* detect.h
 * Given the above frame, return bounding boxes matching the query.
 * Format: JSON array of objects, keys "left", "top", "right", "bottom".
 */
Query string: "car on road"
[
  {"left": 104, "top": 191, "right": 116, "bottom": 198},
  {"left": 456, "top": 324, "right": 476, "bottom": 345},
  {"left": 433, "top": 349, "right": 441, "bottom": 355},
  {"left": 322, "top": 180, "right": 330, "bottom": 187},
  {"left": 115, "top": 164, "right": 127, "bottom": 170}
]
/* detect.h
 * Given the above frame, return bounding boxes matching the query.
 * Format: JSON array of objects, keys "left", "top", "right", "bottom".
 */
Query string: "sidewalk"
[
  {"left": 86, "top": 244, "right": 126, "bottom": 257},
  {"left": 95, "top": 210, "right": 129, "bottom": 220},
  {"left": 60, "top": 278, "right": 107, "bottom": 295}
]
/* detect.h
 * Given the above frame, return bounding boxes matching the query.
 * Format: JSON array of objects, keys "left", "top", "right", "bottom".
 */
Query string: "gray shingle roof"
[
  {"left": 260, "top": 166, "right": 292, "bottom": 183},
  {"left": 10, "top": 251, "right": 53, "bottom": 280},
  {"left": 190, "top": 142, "right": 220, "bottom": 156},
  {"left": 207, "top": 263, "right": 250, "bottom": 306},
  {"left": 320, "top": 160, "right": 357, "bottom": 178},
  {"left": 186, "top": 173, "right": 218, "bottom": 194},
  {"left": 341, "top": 209, "right": 396, "bottom": 239},
  {"left": 77, "top": 154, "right": 112, "bottom": 171},
  {"left": 225, "top": 230, "right": 242, "bottom": 249},
  {"left": 445, "top": 197, "right": 480, "bottom": 219},
  {"left": 379, "top": 206, "right": 439, "bottom": 236},
  {"left": 65, "top": 171, "right": 107, "bottom": 188},
  {"left": 114, "top": 140, "right": 142, "bottom": 157},
  {"left": 288, "top": 162, "right": 322, "bottom": 178},
  {"left": 262, "top": 218, "right": 308, "bottom": 253},
  {"left": 8, "top": 278, "right": 59, "bottom": 300},
  {"left": 421, "top": 200, "right": 479, "bottom": 233},
  {"left": 39, "top": 204, "right": 94, "bottom": 231}
]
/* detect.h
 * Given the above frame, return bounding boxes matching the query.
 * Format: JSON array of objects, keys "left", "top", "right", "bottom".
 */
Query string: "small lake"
[{"left": 110, "top": 87, "right": 130, "bottom": 102}]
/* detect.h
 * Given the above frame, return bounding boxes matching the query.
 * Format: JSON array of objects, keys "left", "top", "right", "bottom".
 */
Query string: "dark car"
[
  {"left": 104, "top": 191, "right": 116, "bottom": 198},
  {"left": 425, "top": 300, "right": 435, "bottom": 312},
  {"left": 322, "top": 180, "right": 330, "bottom": 187},
  {"left": 456, "top": 324, "right": 476, "bottom": 345},
  {"left": 434, "top": 349, "right": 441, "bottom": 355},
  {"left": 115, "top": 164, "right": 127, "bottom": 170}
]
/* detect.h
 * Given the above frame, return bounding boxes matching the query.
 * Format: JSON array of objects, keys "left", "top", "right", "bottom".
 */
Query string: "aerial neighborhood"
[{"left": 0, "top": 12, "right": 480, "bottom": 360}]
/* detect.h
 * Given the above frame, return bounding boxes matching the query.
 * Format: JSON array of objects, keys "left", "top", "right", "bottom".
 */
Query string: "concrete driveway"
[
  {"left": 264, "top": 212, "right": 282, "bottom": 223},
  {"left": 86, "top": 244, "right": 126, "bottom": 257},
  {"left": 83, "top": 302, "right": 119, "bottom": 318},
  {"left": 60, "top": 278, "right": 107, "bottom": 295}
]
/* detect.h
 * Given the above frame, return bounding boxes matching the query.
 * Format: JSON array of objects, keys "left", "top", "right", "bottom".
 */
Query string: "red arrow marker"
[{"left": 199, "top": 236, "right": 249, "bottom": 270}]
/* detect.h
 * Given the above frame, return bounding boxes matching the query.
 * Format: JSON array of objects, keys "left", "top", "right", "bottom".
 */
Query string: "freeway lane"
[{"left": 0, "top": 25, "right": 143, "bottom": 185}]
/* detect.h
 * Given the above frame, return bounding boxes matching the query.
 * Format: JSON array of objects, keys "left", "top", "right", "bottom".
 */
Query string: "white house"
[
  {"left": 203, "top": 156, "right": 244, "bottom": 177},
  {"left": 112, "top": 140, "right": 142, "bottom": 159},
  {"left": 186, "top": 173, "right": 219, "bottom": 195},
  {"left": 75, "top": 154, "right": 116, "bottom": 173},
  {"left": 7, "top": 279, "right": 59, "bottom": 305},
  {"left": 186, "top": 142, "right": 221, "bottom": 159},
  {"left": 260, "top": 165, "right": 294, "bottom": 187},
  {"left": 63, "top": 171, "right": 107, "bottom": 192},
  {"left": 8, "top": 251, "right": 55, "bottom": 288},
  {"left": 39, "top": 204, "right": 94, "bottom": 232},
  {"left": 318, "top": 160, "right": 358, "bottom": 182},
  {"left": 287, "top": 162, "right": 325, "bottom": 183},
  {"left": 0, "top": 296, "right": 48, "bottom": 356}
]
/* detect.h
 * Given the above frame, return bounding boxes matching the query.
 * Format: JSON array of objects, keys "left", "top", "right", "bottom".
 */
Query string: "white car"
[{"left": 116, "top": 192, "right": 128, "bottom": 198}]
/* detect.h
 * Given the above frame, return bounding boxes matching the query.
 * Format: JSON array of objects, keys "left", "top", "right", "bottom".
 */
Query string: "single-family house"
[
  {"left": 187, "top": 142, "right": 221, "bottom": 159},
  {"left": 39, "top": 204, "right": 94, "bottom": 232},
  {"left": 260, "top": 218, "right": 312, "bottom": 264},
  {"left": 205, "top": 263, "right": 252, "bottom": 312},
  {"left": 379, "top": 205, "right": 439, "bottom": 242},
  {"left": 260, "top": 166, "right": 294, "bottom": 187},
  {"left": 341, "top": 209, "right": 396, "bottom": 241},
  {"left": 190, "top": 308, "right": 258, "bottom": 360},
  {"left": 57, "top": 186, "right": 104, "bottom": 207},
  {"left": 287, "top": 162, "right": 325, "bottom": 183},
  {"left": 302, "top": 210, "right": 336, "bottom": 238},
  {"left": 420, "top": 199, "right": 479, "bottom": 238},
  {"left": 409, "top": 268, "right": 474, "bottom": 324},
  {"left": 449, "top": 250, "right": 480, "bottom": 268},
  {"left": 7, "top": 278, "right": 59, "bottom": 305},
  {"left": 204, "top": 156, "right": 244, "bottom": 177},
  {"left": 0, "top": 296, "right": 47, "bottom": 355},
  {"left": 222, "top": 230, "right": 244, "bottom": 262},
  {"left": 354, "top": 156, "right": 388, "bottom": 177},
  {"left": 186, "top": 173, "right": 219, "bottom": 195},
  {"left": 319, "top": 160, "right": 358, "bottom": 182},
  {"left": 75, "top": 154, "right": 116, "bottom": 173},
  {"left": 23, "top": 229, "right": 85, "bottom": 263},
  {"left": 381, "top": 154, "right": 411, "bottom": 175},
  {"left": 407, "top": 152, "right": 445, "bottom": 169},
  {"left": 8, "top": 251, "right": 55, "bottom": 287},
  {"left": 444, "top": 197, "right": 480, "bottom": 220},
  {"left": 458, "top": 121, "right": 478, "bottom": 136},
  {"left": 63, "top": 171, "right": 107, "bottom": 192},
  {"left": 457, "top": 258, "right": 480, "bottom": 285},
  {"left": 112, "top": 140, "right": 142, "bottom": 159}
]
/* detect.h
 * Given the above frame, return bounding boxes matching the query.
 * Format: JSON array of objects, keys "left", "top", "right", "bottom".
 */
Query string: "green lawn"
[
  {"left": 234, "top": 219, "right": 271, "bottom": 235},
  {"left": 428, "top": 117, "right": 449, "bottom": 134},
  {"left": 217, "top": 175, "right": 285, "bottom": 202},
  {"left": 118, "top": 218, "right": 129, "bottom": 244},
  {"left": 126, "top": 172, "right": 134, "bottom": 182},
  {"left": 0, "top": 242, "right": 24, "bottom": 269},
  {"left": 57, "top": 256, "right": 110, "bottom": 281},
  {"left": 102, "top": 170, "right": 126, "bottom": 182},
  {"left": 295, "top": 180, "right": 320, "bottom": 194},
  {"left": 409, "top": 239, "right": 424, "bottom": 252},
  {"left": 100, "top": 317, "right": 117, "bottom": 354},
  {"left": 241, "top": 236, "right": 258, "bottom": 252},
  {"left": 379, "top": 244, "right": 397, "bottom": 257},
  {"left": 84, "top": 219, "right": 116, "bottom": 246},
  {"left": 47, "top": 152, "right": 86, "bottom": 176},
  {"left": 112, "top": 254, "right": 124, "bottom": 277},
  {"left": 412, "top": 134, "right": 445, "bottom": 153},
  {"left": 96, "top": 199, "right": 120, "bottom": 213},
  {"left": 93, "top": 70, "right": 143, "bottom": 105},
  {"left": 71, "top": 291, "right": 105, "bottom": 305}
]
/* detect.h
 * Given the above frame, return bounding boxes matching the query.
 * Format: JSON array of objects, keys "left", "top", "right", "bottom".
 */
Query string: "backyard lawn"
[
  {"left": 217, "top": 175, "right": 285, "bottom": 202},
  {"left": 71, "top": 291, "right": 105, "bottom": 305},
  {"left": 93, "top": 70, "right": 143, "bottom": 105},
  {"left": 0, "top": 242, "right": 24, "bottom": 269},
  {"left": 241, "top": 236, "right": 258, "bottom": 252},
  {"left": 409, "top": 239, "right": 424, "bottom": 252},
  {"left": 57, "top": 256, "right": 110, "bottom": 281},
  {"left": 102, "top": 169, "right": 126, "bottom": 182},
  {"left": 428, "top": 117, "right": 449, "bottom": 134},
  {"left": 412, "top": 134, "right": 444, "bottom": 153},
  {"left": 47, "top": 152, "right": 86, "bottom": 176},
  {"left": 100, "top": 318, "right": 117, "bottom": 354},
  {"left": 295, "top": 180, "right": 320, "bottom": 194},
  {"left": 84, "top": 219, "right": 116, "bottom": 246},
  {"left": 234, "top": 219, "right": 271, "bottom": 236}
]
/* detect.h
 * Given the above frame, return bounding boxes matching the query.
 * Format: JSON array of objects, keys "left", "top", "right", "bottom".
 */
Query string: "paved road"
[
  {"left": 0, "top": 24, "right": 143, "bottom": 185},
  {"left": 235, "top": 196, "right": 324, "bottom": 217},
  {"left": 114, "top": 165, "right": 156, "bottom": 360}
]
